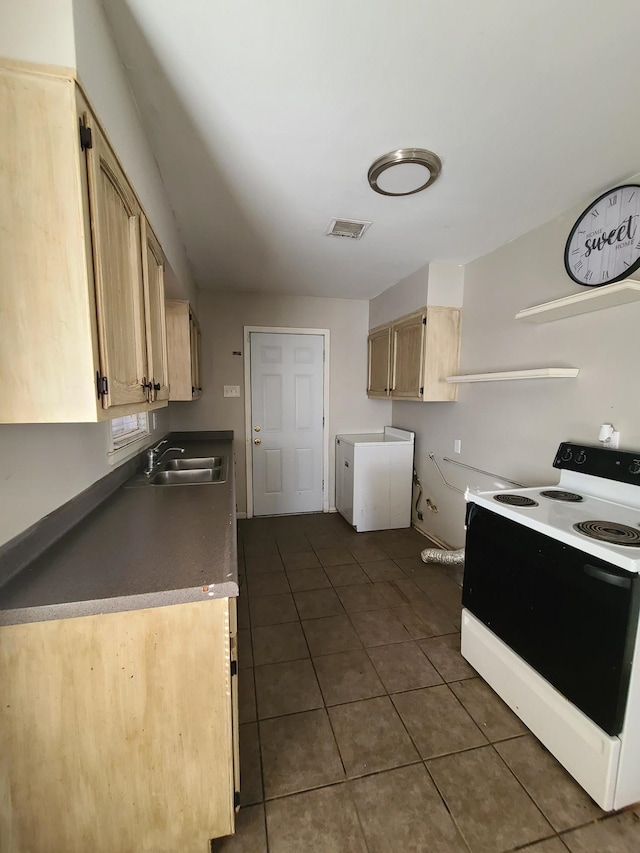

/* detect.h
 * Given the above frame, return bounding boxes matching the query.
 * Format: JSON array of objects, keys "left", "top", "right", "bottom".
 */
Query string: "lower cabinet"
[{"left": 0, "top": 598, "right": 238, "bottom": 853}]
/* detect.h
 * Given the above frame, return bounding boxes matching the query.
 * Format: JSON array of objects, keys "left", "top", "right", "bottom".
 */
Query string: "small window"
[{"left": 108, "top": 412, "right": 150, "bottom": 464}]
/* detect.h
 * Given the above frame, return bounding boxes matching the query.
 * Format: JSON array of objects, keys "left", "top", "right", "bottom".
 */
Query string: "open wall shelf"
[
  {"left": 446, "top": 368, "right": 580, "bottom": 383},
  {"left": 515, "top": 280, "right": 640, "bottom": 324}
]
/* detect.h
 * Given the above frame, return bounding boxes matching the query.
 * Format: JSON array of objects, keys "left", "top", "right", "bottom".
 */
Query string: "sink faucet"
[{"left": 144, "top": 441, "right": 185, "bottom": 476}]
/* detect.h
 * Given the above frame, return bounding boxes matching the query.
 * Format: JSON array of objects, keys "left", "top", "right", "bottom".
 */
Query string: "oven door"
[{"left": 463, "top": 503, "right": 640, "bottom": 735}]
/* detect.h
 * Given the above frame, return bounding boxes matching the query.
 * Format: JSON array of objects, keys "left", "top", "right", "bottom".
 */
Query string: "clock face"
[{"left": 564, "top": 185, "right": 640, "bottom": 286}]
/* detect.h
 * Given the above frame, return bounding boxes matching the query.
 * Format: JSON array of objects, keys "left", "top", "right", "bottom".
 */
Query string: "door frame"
[{"left": 243, "top": 326, "right": 330, "bottom": 519}]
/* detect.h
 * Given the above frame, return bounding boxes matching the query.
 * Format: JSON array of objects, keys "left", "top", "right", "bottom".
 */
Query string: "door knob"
[
  {"left": 254, "top": 438, "right": 261, "bottom": 445},
  {"left": 254, "top": 425, "right": 261, "bottom": 432}
]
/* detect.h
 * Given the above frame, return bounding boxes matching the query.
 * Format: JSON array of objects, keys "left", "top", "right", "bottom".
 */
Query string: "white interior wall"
[
  {"left": 369, "top": 262, "right": 464, "bottom": 328},
  {"left": 369, "top": 265, "right": 429, "bottom": 328},
  {"left": 72, "top": 0, "right": 196, "bottom": 304},
  {"left": 0, "top": 410, "right": 170, "bottom": 547},
  {"left": 0, "top": 0, "right": 192, "bottom": 548},
  {"left": 170, "top": 291, "right": 392, "bottom": 514},
  {"left": 0, "top": 0, "right": 76, "bottom": 68},
  {"left": 427, "top": 263, "right": 464, "bottom": 307},
  {"left": 391, "top": 177, "right": 640, "bottom": 548}
]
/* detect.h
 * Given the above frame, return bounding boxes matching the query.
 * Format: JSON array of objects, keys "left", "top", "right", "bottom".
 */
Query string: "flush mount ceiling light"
[{"left": 368, "top": 148, "right": 442, "bottom": 196}]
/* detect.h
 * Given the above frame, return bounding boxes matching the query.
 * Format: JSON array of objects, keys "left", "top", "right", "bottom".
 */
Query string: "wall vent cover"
[{"left": 325, "top": 218, "right": 372, "bottom": 239}]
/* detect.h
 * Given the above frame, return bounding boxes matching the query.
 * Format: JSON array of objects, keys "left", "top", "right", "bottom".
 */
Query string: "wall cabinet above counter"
[
  {"left": 0, "top": 61, "right": 172, "bottom": 424},
  {"left": 367, "top": 307, "right": 461, "bottom": 402},
  {"left": 166, "top": 300, "right": 202, "bottom": 401}
]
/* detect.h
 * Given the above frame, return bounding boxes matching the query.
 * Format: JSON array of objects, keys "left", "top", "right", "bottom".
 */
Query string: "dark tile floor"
[{"left": 216, "top": 512, "right": 640, "bottom": 853}]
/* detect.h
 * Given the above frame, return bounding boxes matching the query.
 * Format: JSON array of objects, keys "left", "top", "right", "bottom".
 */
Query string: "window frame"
[{"left": 107, "top": 412, "right": 150, "bottom": 465}]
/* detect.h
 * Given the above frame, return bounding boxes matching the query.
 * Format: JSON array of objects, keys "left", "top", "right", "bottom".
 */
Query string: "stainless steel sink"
[
  {"left": 125, "top": 453, "right": 228, "bottom": 488},
  {"left": 163, "top": 456, "right": 225, "bottom": 471},
  {"left": 149, "top": 467, "right": 225, "bottom": 485}
]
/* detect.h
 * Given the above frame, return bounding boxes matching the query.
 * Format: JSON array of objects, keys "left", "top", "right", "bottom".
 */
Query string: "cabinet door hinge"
[
  {"left": 234, "top": 791, "right": 240, "bottom": 809},
  {"left": 422, "top": 316, "right": 427, "bottom": 325},
  {"left": 419, "top": 386, "right": 424, "bottom": 395},
  {"left": 230, "top": 659, "right": 238, "bottom": 677},
  {"left": 79, "top": 118, "right": 93, "bottom": 151},
  {"left": 96, "top": 373, "right": 109, "bottom": 399}
]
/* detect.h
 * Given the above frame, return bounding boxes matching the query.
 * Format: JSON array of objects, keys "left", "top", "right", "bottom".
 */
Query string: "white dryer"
[{"left": 335, "top": 427, "right": 415, "bottom": 532}]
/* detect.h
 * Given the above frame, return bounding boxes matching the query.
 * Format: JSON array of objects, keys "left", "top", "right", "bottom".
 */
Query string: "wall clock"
[{"left": 564, "top": 185, "right": 640, "bottom": 286}]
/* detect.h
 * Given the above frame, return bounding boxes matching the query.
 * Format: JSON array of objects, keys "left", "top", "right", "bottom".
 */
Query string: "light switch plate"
[{"left": 224, "top": 385, "right": 241, "bottom": 398}]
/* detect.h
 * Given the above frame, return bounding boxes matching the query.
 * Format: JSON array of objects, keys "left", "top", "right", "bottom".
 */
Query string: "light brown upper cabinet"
[
  {"left": 367, "top": 307, "right": 461, "bottom": 402},
  {"left": 0, "top": 61, "right": 168, "bottom": 423},
  {"left": 165, "top": 300, "right": 203, "bottom": 401},
  {"left": 141, "top": 218, "right": 170, "bottom": 402},
  {"left": 367, "top": 326, "right": 392, "bottom": 397}
]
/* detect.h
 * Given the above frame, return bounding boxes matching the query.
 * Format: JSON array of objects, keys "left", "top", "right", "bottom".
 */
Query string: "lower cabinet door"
[{"left": 0, "top": 599, "right": 235, "bottom": 853}]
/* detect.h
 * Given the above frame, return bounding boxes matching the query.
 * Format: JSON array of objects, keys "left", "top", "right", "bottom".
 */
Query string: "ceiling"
[{"left": 103, "top": 0, "right": 640, "bottom": 300}]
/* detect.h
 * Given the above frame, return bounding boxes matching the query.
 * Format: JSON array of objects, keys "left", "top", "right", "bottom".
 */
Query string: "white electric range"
[{"left": 462, "top": 442, "right": 640, "bottom": 810}]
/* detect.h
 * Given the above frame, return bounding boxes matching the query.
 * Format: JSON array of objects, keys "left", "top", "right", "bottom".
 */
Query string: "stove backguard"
[{"left": 463, "top": 503, "right": 640, "bottom": 735}]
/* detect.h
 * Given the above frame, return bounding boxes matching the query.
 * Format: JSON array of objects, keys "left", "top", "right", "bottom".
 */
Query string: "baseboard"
[{"left": 411, "top": 519, "right": 452, "bottom": 550}]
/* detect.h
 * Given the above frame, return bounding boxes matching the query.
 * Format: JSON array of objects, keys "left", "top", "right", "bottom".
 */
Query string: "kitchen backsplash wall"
[
  {"left": 169, "top": 290, "right": 392, "bottom": 514},
  {"left": 389, "top": 174, "right": 640, "bottom": 547},
  {"left": 0, "top": 409, "right": 171, "bottom": 548}
]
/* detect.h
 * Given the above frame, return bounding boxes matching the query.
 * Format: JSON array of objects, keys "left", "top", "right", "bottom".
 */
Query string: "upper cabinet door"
[
  {"left": 85, "top": 117, "right": 148, "bottom": 409},
  {"left": 367, "top": 326, "right": 391, "bottom": 397},
  {"left": 391, "top": 311, "right": 425, "bottom": 400},
  {"left": 190, "top": 311, "right": 202, "bottom": 398},
  {"left": 141, "top": 217, "right": 169, "bottom": 402}
]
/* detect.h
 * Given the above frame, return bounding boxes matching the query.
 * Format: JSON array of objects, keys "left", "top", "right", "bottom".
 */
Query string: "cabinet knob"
[
  {"left": 254, "top": 425, "right": 261, "bottom": 432},
  {"left": 254, "top": 438, "right": 262, "bottom": 445}
]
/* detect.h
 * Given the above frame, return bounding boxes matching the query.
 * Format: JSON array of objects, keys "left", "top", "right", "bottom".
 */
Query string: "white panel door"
[{"left": 250, "top": 332, "right": 324, "bottom": 516}]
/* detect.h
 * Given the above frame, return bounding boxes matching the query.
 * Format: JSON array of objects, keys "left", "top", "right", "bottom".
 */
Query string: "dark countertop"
[{"left": 0, "top": 435, "right": 238, "bottom": 625}]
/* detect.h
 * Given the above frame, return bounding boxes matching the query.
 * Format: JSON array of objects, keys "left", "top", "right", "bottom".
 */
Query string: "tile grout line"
[
  {"left": 237, "top": 518, "right": 473, "bottom": 850},
  {"left": 487, "top": 739, "right": 556, "bottom": 840}
]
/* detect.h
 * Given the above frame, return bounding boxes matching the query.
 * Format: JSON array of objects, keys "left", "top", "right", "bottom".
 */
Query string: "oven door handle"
[{"left": 583, "top": 563, "right": 633, "bottom": 589}]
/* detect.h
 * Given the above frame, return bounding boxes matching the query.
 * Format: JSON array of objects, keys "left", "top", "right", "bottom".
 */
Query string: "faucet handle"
[{"left": 151, "top": 439, "right": 168, "bottom": 452}]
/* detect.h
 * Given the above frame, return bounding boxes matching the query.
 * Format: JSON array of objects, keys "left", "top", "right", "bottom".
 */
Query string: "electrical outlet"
[
  {"left": 224, "top": 385, "right": 241, "bottom": 398},
  {"left": 152, "top": 412, "right": 157, "bottom": 430},
  {"left": 454, "top": 439, "right": 462, "bottom": 454}
]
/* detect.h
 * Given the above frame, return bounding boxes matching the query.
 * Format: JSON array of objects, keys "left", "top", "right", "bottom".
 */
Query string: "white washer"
[{"left": 335, "top": 427, "right": 414, "bottom": 532}]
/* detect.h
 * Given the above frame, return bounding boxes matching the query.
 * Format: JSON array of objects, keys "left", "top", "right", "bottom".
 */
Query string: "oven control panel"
[{"left": 553, "top": 442, "right": 640, "bottom": 484}]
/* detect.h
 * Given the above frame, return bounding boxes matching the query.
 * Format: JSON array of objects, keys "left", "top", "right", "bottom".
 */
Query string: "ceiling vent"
[{"left": 325, "top": 218, "right": 372, "bottom": 240}]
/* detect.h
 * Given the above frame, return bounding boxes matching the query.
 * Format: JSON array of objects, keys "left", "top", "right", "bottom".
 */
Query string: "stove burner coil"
[
  {"left": 493, "top": 494, "right": 539, "bottom": 507},
  {"left": 540, "top": 490, "right": 584, "bottom": 502},
  {"left": 573, "top": 520, "right": 640, "bottom": 547}
]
